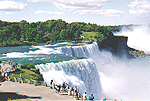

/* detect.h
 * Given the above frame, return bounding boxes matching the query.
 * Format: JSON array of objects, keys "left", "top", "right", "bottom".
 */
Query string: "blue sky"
[{"left": 0, "top": 0, "right": 150, "bottom": 25}]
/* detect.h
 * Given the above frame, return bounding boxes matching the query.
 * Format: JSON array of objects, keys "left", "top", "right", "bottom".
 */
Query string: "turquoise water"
[
  {"left": 0, "top": 43, "right": 87, "bottom": 65},
  {"left": 1, "top": 54, "right": 74, "bottom": 65},
  {"left": 0, "top": 43, "right": 75, "bottom": 65},
  {"left": 1, "top": 42, "right": 150, "bottom": 100},
  {"left": 0, "top": 43, "right": 46, "bottom": 54}
]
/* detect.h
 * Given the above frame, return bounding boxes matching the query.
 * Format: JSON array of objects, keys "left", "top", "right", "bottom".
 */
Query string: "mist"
[
  {"left": 57, "top": 42, "right": 150, "bottom": 100},
  {"left": 96, "top": 25, "right": 150, "bottom": 99},
  {"left": 96, "top": 48, "right": 150, "bottom": 100},
  {"left": 33, "top": 41, "right": 150, "bottom": 100},
  {"left": 114, "top": 24, "right": 150, "bottom": 53}
]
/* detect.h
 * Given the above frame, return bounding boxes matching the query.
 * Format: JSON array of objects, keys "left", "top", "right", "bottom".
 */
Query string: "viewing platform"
[{"left": 0, "top": 81, "right": 76, "bottom": 101}]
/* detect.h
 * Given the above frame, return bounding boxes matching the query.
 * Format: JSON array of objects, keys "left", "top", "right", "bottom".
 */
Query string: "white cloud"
[
  {"left": 28, "top": 0, "right": 125, "bottom": 17},
  {"left": 27, "top": 0, "right": 51, "bottom": 2},
  {"left": 52, "top": 0, "right": 109, "bottom": 14},
  {"left": 34, "top": 10, "right": 65, "bottom": 15},
  {"left": 0, "top": 1, "right": 27, "bottom": 11},
  {"left": 72, "top": 9, "right": 104, "bottom": 15},
  {"left": 128, "top": 0, "right": 150, "bottom": 16},
  {"left": 71, "top": 9, "right": 125, "bottom": 17},
  {"left": 129, "top": 9, "right": 150, "bottom": 16},
  {"left": 6, "top": 12, "right": 15, "bottom": 15},
  {"left": 28, "top": 0, "right": 109, "bottom": 9},
  {"left": 104, "top": 9, "right": 125, "bottom": 17}
]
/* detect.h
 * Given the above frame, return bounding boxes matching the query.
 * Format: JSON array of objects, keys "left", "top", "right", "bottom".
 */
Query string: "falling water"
[
  {"left": 36, "top": 28, "right": 150, "bottom": 100},
  {"left": 35, "top": 58, "right": 103, "bottom": 99}
]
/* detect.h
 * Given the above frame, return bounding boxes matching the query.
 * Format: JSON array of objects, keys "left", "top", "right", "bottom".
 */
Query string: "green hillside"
[{"left": 81, "top": 32, "right": 98, "bottom": 41}]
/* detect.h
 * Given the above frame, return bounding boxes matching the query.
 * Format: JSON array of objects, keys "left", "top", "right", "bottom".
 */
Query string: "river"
[
  {"left": 2, "top": 24, "right": 150, "bottom": 100},
  {"left": 1, "top": 41, "right": 150, "bottom": 100}
]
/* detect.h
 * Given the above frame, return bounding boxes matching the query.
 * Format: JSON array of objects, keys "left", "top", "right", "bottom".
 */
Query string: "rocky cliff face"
[{"left": 97, "top": 36, "right": 134, "bottom": 58}]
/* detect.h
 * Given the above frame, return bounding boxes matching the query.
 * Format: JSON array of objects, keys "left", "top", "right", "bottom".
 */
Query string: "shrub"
[
  {"left": 28, "top": 64, "right": 35, "bottom": 69},
  {"left": 20, "top": 64, "right": 27, "bottom": 69},
  {"left": 20, "top": 64, "right": 35, "bottom": 70}
]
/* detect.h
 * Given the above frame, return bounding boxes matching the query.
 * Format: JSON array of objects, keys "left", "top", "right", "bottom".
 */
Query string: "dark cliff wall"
[{"left": 97, "top": 36, "right": 134, "bottom": 58}]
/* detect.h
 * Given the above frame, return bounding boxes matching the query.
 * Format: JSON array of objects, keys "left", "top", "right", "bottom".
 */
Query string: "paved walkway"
[{"left": 0, "top": 81, "right": 76, "bottom": 101}]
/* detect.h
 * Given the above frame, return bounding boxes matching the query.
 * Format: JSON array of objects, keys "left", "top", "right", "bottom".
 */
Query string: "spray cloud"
[{"left": 115, "top": 24, "right": 150, "bottom": 53}]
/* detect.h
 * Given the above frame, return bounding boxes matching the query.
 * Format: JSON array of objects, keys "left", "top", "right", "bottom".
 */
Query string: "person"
[
  {"left": 62, "top": 82, "right": 66, "bottom": 91},
  {"left": 76, "top": 91, "right": 80, "bottom": 100},
  {"left": 12, "top": 63, "right": 15, "bottom": 70},
  {"left": 68, "top": 87, "right": 71, "bottom": 96},
  {"left": 5, "top": 72, "right": 7, "bottom": 80},
  {"left": 71, "top": 87, "right": 74, "bottom": 96},
  {"left": 74, "top": 86, "right": 78, "bottom": 98},
  {"left": 88, "top": 95, "right": 91, "bottom": 101},
  {"left": 50, "top": 80, "right": 53, "bottom": 89},
  {"left": 102, "top": 98, "right": 106, "bottom": 101},
  {"left": 7, "top": 72, "right": 10, "bottom": 81},
  {"left": 52, "top": 80, "right": 55, "bottom": 89},
  {"left": 57, "top": 84, "right": 61, "bottom": 94},
  {"left": 82, "top": 92, "right": 87, "bottom": 101},
  {"left": 78, "top": 92, "right": 82, "bottom": 99},
  {"left": 90, "top": 94, "right": 94, "bottom": 100},
  {"left": 65, "top": 83, "right": 69, "bottom": 92}
]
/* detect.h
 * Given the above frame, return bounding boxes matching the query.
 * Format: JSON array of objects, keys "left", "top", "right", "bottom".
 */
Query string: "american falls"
[
  {"left": 35, "top": 58, "right": 103, "bottom": 99},
  {"left": 35, "top": 41, "right": 150, "bottom": 100},
  {"left": 35, "top": 42, "right": 104, "bottom": 99}
]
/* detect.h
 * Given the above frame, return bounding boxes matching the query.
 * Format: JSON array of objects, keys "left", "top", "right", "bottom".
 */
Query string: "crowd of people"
[
  {"left": 0, "top": 60, "right": 107, "bottom": 101},
  {"left": 0, "top": 60, "right": 17, "bottom": 81},
  {"left": 49, "top": 80, "right": 95, "bottom": 100},
  {"left": 0, "top": 60, "right": 17, "bottom": 73}
]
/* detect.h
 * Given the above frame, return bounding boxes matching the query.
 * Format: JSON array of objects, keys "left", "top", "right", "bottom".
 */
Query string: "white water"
[
  {"left": 57, "top": 42, "right": 100, "bottom": 58},
  {"left": 35, "top": 42, "right": 112, "bottom": 99},
  {"left": 35, "top": 58, "right": 103, "bottom": 99},
  {"left": 115, "top": 25, "right": 150, "bottom": 53},
  {"left": 1, "top": 25, "right": 150, "bottom": 100},
  {"left": 34, "top": 38, "right": 150, "bottom": 100},
  {"left": 54, "top": 42, "right": 150, "bottom": 100}
]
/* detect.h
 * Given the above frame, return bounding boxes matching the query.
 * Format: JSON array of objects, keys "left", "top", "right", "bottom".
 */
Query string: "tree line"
[{"left": 0, "top": 19, "right": 113, "bottom": 47}]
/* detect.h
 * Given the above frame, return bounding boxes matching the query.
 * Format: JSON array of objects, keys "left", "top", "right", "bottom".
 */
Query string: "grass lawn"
[
  {"left": 9, "top": 65, "right": 43, "bottom": 81},
  {"left": 81, "top": 32, "right": 98, "bottom": 41}
]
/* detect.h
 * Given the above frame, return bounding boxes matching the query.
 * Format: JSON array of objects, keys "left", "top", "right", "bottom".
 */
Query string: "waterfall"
[
  {"left": 35, "top": 59, "right": 103, "bottom": 99},
  {"left": 35, "top": 42, "right": 121, "bottom": 100},
  {"left": 58, "top": 42, "right": 111, "bottom": 67},
  {"left": 37, "top": 41, "right": 150, "bottom": 100},
  {"left": 58, "top": 42, "right": 100, "bottom": 58},
  {"left": 35, "top": 42, "right": 106, "bottom": 99}
]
